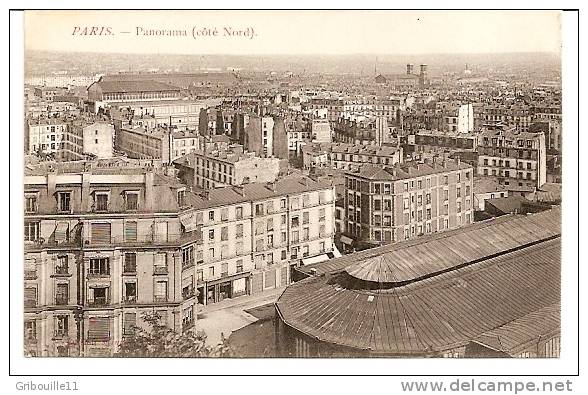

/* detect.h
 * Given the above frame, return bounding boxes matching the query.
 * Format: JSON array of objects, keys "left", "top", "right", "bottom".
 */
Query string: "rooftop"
[
  {"left": 277, "top": 208, "right": 561, "bottom": 354},
  {"left": 348, "top": 159, "right": 472, "bottom": 181},
  {"left": 91, "top": 80, "right": 183, "bottom": 94}
]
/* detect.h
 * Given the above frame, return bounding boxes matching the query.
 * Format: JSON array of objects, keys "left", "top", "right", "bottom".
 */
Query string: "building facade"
[
  {"left": 343, "top": 158, "right": 474, "bottom": 246},
  {"left": 477, "top": 128, "right": 547, "bottom": 188}
]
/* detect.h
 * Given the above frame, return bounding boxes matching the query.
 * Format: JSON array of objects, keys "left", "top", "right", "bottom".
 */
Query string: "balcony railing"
[
  {"left": 122, "top": 295, "right": 137, "bottom": 304},
  {"left": 24, "top": 299, "right": 37, "bottom": 308},
  {"left": 153, "top": 295, "right": 168, "bottom": 303},
  {"left": 24, "top": 269, "right": 37, "bottom": 280},
  {"left": 54, "top": 266, "right": 69, "bottom": 276},
  {"left": 88, "top": 297, "right": 109, "bottom": 307},
  {"left": 55, "top": 297, "right": 69, "bottom": 306},
  {"left": 182, "top": 259, "right": 195, "bottom": 270}
]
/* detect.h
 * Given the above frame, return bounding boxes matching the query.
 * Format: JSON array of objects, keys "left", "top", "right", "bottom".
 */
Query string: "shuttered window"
[
  {"left": 87, "top": 317, "right": 110, "bottom": 341},
  {"left": 24, "top": 287, "right": 37, "bottom": 307},
  {"left": 123, "top": 312, "right": 136, "bottom": 335},
  {"left": 55, "top": 283, "right": 69, "bottom": 305},
  {"left": 154, "top": 281, "right": 168, "bottom": 302},
  {"left": 91, "top": 223, "right": 111, "bottom": 244},
  {"left": 124, "top": 221, "right": 137, "bottom": 242}
]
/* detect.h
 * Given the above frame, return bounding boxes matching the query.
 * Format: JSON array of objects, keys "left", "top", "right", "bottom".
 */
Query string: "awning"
[
  {"left": 301, "top": 254, "right": 330, "bottom": 266},
  {"left": 54, "top": 222, "right": 69, "bottom": 243},
  {"left": 205, "top": 272, "right": 250, "bottom": 287},
  {"left": 179, "top": 213, "right": 197, "bottom": 232},
  {"left": 340, "top": 235, "right": 353, "bottom": 245}
]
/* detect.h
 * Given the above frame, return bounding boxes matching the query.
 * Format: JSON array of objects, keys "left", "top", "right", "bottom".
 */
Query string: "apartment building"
[
  {"left": 343, "top": 158, "right": 474, "bottom": 247},
  {"left": 27, "top": 118, "right": 69, "bottom": 155},
  {"left": 115, "top": 126, "right": 172, "bottom": 163},
  {"left": 407, "top": 129, "right": 478, "bottom": 155},
  {"left": 477, "top": 127, "right": 547, "bottom": 188},
  {"left": 23, "top": 161, "right": 199, "bottom": 357},
  {"left": 174, "top": 146, "right": 281, "bottom": 189},
  {"left": 242, "top": 114, "right": 289, "bottom": 160},
  {"left": 177, "top": 174, "right": 336, "bottom": 305},
  {"left": 302, "top": 142, "right": 403, "bottom": 171}
]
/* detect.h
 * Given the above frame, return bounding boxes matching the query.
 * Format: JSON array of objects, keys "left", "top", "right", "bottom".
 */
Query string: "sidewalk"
[{"left": 193, "top": 286, "right": 286, "bottom": 346}]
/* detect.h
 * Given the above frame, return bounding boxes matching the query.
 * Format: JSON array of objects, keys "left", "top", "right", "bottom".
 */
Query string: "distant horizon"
[{"left": 26, "top": 49, "right": 561, "bottom": 57}]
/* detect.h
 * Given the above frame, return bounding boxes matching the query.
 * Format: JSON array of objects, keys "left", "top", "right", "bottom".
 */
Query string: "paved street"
[{"left": 193, "top": 286, "right": 285, "bottom": 346}]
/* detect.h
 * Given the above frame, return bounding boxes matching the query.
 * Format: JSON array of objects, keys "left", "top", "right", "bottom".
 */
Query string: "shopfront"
[{"left": 202, "top": 272, "right": 250, "bottom": 305}]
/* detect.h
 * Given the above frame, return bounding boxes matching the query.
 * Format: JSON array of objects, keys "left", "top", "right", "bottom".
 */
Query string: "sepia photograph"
[
  {"left": 7, "top": 7, "right": 582, "bottom": 388},
  {"left": 19, "top": 9, "right": 567, "bottom": 360}
]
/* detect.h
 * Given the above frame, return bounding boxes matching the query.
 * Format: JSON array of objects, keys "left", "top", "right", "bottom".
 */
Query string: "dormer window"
[{"left": 177, "top": 189, "right": 186, "bottom": 207}]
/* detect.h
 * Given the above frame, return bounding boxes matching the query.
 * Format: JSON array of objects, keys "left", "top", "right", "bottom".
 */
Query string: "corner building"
[{"left": 343, "top": 158, "right": 474, "bottom": 246}]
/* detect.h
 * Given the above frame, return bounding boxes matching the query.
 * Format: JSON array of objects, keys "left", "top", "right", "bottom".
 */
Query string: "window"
[
  {"left": 443, "top": 189, "right": 449, "bottom": 201},
  {"left": 302, "top": 212, "right": 310, "bottom": 225},
  {"left": 235, "top": 206, "right": 243, "bottom": 219},
  {"left": 280, "top": 198, "right": 287, "bottom": 209},
  {"left": 236, "top": 260, "right": 243, "bottom": 273},
  {"left": 55, "top": 255, "right": 68, "bottom": 275},
  {"left": 89, "top": 258, "right": 109, "bottom": 276},
  {"left": 374, "top": 215, "right": 382, "bottom": 226},
  {"left": 384, "top": 215, "right": 391, "bottom": 226},
  {"left": 182, "top": 306, "right": 194, "bottom": 328},
  {"left": 374, "top": 199, "right": 381, "bottom": 211},
  {"left": 221, "top": 226, "right": 228, "bottom": 241},
  {"left": 319, "top": 225, "right": 326, "bottom": 237},
  {"left": 177, "top": 190, "right": 186, "bottom": 207},
  {"left": 417, "top": 195, "right": 423, "bottom": 206},
  {"left": 197, "top": 269, "right": 204, "bottom": 281},
  {"left": 281, "top": 250, "right": 287, "bottom": 260},
  {"left": 124, "top": 281, "right": 137, "bottom": 303},
  {"left": 292, "top": 230, "right": 299, "bottom": 243},
  {"left": 209, "top": 248, "right": 215, "bottom": 259},
  {"left": 208, "top": 229, "right": 215, "bottom": 241},
  {"left": 255, "top": 203, "right": 264, "bottom": 216},
  {"left": 125, "top": 192, "right": 139, "bottom": 211},
  {"left": 182, "top": 246, "right": 194, "bottom": 268},
  {"left": 292, "top": 216, "right": 299, "bottom": 228},
  {"left": 55, "top": 283, "right": 69, "bottom": 305},
  {"left": 319, "top": 208, "right": 326, "bottom": 222},
  {"left": 55, "top": 315, "right": 68, "bottom": 338},
  {"left": 123, "top": 312, "right": 136, "bottom": 336},
  {"left": 94, "top": 193, "right": 108, "bottom": 212},
  {"left": 457, "top": 201, "right": 462, "bottom": 213},
  {"left": 25, "top": 194, "right": 37, "bottom": 213},
  {"left": 208, "top": 266, "right": 215, "bottom": 278},
  {"left": 457, "top": 187, "right": 461, "bottom": 198},
  {"left": 154, "top": 280, "right": 168, "bottom": 302},
  {"left": 302, "top": 194, "right": 310, "bottom": 207},
  {"left": 24, "top": 221, "right": 40, "bottom": 242},
  {"left": 154, "top": 253, "right": 168, "bottom": 274},
  {"left": 403, "top": 198, "right": 410, "bottom": 210},
  {"left": 87, "top": 317, "right": 110, "bottom": 341},
  {"left": 208, "top": 211, "right": 215, "bottom": 221},
  {"left": 236, "top": 224, "right": 244, "bottom": 238},
  {"left": 443, "top": 175, "right": 448, "bottom": 185},
  {"left": 124, "top": 253, "right": 137, "bottom": 273},
  {"left": 89, "top": 286, "right": 109, "bottom": 306}
]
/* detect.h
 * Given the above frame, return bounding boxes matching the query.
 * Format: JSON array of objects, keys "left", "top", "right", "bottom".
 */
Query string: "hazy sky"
[{"left": 25, "top": 10, "right": 561, "bottom": 55}]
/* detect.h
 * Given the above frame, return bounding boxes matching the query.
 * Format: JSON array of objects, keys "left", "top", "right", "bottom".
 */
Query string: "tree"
[{"left": 115, "top": 311, "right": 235, "bottom": 358}]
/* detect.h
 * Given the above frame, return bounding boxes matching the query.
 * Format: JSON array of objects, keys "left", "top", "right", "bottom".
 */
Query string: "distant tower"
[
  {"left": 406, "top": 63, "right": 414, "bottom": 75},
  {"left": 419, "top": 64, "right": 428, "bottom": 87}
]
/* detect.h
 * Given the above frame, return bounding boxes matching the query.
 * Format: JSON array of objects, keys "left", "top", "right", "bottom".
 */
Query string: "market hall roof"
[
  {"left": 276, "top": 208, "right": 561, "bottom": 355},
  {"left": 90, "top": 80, "right": 183, "bottom": 94}
]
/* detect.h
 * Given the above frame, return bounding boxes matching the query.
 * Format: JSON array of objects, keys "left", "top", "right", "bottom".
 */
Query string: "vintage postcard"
[{"left": 15, "top": 9, "right": 574, "bottom": 372}]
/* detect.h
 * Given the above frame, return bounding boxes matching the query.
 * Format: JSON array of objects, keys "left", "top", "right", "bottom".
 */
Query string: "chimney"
[{"left": 144, "top": 171, "right": 155, "bottom": 210}]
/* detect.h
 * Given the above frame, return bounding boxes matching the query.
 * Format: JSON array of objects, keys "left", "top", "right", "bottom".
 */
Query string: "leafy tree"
[{"left": 115, "top": 311, "right": 235, "bottom": 358}]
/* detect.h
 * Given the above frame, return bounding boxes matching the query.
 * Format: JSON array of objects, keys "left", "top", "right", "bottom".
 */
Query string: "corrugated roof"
[
  {"left": 302, "top": 208, "right": 560, "bottom": 279},
  {"left": 276, "top": 237, "right": 560, "bottom": 354},
  {"left": 473, "top": 304, "right": 560, "bottom": 355}
]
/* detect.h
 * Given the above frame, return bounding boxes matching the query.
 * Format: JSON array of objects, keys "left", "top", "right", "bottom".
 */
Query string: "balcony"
[
  {"left": 122, "top": 295, "right": 137, "bottom": 305},
  {"left": 88, "top": 297, "right": 109, "bottom": 307},
  {"left": 54, "top": 266, "right": 69, "bottom": 276},
  {"left": 87, "top": 272, "right": 110, "bottom": 279},
  {"left": 55, "top": 297, "right": 69, "bottom": 306},
  {"left": 153, "top": 296, "right": 168, "bottom": 303},
  {"left": 24, "top": 299, "right": 37, "bottom": 308},
  {"left": 24, "top": 269, "right": 37, "bottom": 280}
]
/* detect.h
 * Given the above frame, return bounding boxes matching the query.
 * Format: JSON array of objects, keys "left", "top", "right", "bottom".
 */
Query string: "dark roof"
[
  {"left": 276, "top": 235, "right": 560, "bottom": 354},
  {"left": 485, "top": 196, "right": 529, "bottom": 214},
  {"left": 92, "top": 80, "right": 182, "bottom": 94},
  {"left": 348, "top": 160, "right": 472, "bottom": 182}
]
